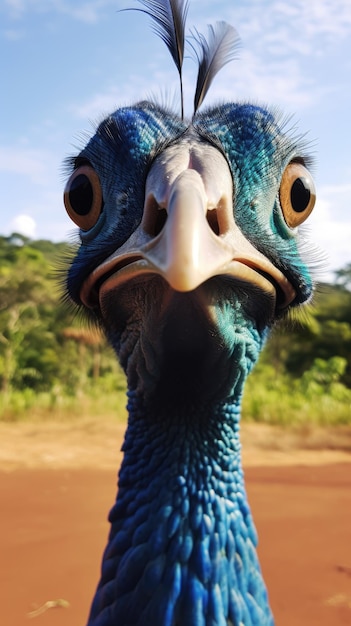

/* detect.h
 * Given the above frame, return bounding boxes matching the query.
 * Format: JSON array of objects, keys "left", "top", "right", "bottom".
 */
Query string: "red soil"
[{"left": 0, "top": 422, "right": 350, "bottom": 626}]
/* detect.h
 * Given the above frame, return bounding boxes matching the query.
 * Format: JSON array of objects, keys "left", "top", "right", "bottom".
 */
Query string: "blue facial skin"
[{"left": 65, "top": 101, "right": 314, "bottom": 626}]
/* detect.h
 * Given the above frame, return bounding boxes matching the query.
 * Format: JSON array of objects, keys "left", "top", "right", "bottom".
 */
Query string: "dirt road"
[{"left": 0, "top": 420, "right": 350, "bottom": 626}]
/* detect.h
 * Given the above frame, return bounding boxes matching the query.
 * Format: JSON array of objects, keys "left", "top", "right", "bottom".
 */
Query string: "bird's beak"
[
  {"left": 140, "top": 168, "right": 235, "bottom": 292},
  {"left": 80, "top": 142, "right": 296, "bottom": 309}
]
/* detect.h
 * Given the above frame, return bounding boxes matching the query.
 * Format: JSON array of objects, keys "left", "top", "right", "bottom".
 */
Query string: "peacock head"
[{"left": 63, "top": 2, "right": 317, "bottom": 404}]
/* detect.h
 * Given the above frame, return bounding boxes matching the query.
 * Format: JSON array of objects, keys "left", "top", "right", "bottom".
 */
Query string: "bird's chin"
[
  {"left": 87, "top": 272, "right": 277, "bottom": 403},
  {"left": 80, "top": 254, "right": 292, "bottom": 324},
  {"left": 96, "top": 270, "right": 277, "bottom": 353}
]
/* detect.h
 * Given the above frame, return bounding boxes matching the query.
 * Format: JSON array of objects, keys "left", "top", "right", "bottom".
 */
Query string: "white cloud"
[
  {"left": 9, "top": 214, "right": 37, "bottom": 238},
  {"left": 213, "top": 50, "right": 316, "bottom": 109},
  {"left": 232, "top": 0, "right": 351, "bottom": 54}
]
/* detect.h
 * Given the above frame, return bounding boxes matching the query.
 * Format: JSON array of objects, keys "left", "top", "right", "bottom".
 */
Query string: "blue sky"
[{"left": 1, "top": 0, "right": 350, "bottom": 280}]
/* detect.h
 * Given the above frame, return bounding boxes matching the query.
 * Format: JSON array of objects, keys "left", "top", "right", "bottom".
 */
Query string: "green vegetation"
[
  {"left": 0, "top": 234, "right": 126, "bottom": 422},
  {"left": 0, "top": 234, "right": 350, "bottom": 425}
]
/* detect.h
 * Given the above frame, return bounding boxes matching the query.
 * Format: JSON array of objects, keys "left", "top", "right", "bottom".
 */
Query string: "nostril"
[
  {"left": 142, "top": 196, "right": 168, "bottom": 237},
  {"left": 207, "top": 197, "right": 232, "bottom": 235},
  {"left": 154, "top": 208, "right": 167, "bottom": 236},
  {"left": 143, "top": 195, "right": 229, "bottom": 238},
  {"left": 206, "top": 209, "right": 220, "bottom": 235}
]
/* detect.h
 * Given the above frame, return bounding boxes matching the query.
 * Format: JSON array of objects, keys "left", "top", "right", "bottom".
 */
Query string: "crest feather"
[
  {"left": 190, "top": 21, "right": 240, "bottom": 114},
  {"left": 127, "top": 0, "right": 189, "bottom": 119},
  {"left": 125, "top": 3, "right": 239, "bottom": 117}
]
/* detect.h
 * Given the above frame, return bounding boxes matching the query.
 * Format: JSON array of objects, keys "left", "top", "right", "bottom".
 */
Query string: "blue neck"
[{"left": 87, "top": 393, "right": 274, "bottom": 626}]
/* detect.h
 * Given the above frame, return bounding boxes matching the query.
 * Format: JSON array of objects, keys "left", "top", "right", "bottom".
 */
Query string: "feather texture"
[
  {"left": 191, "top": 21, "right": 240, "bottom": 114},
  {"left": 128, "top": 0, "right": 189, "bottom": 119}
]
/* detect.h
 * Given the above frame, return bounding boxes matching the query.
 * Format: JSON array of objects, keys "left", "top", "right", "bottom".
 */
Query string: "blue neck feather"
[
  {"left": 87, "top": 392, "right": 274, "bottom": 625},
  {"left": 85, "top": 285, "right": 274, "bottom": 625}
]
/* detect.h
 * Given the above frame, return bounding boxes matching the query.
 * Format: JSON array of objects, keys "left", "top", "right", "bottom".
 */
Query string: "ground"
[{"left": 1, "top": 419, "right": 351, "bottom": 626}]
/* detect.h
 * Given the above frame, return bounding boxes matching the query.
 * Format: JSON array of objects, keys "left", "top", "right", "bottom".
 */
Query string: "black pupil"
[
  {"left": 69, "top": 174, "right": 93, "bottom": 216},
  {"left": 290, "top": 177, "right": 311, "bottom": 213}
]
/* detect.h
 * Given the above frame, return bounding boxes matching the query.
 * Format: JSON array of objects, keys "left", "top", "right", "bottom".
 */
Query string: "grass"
[
  {"left": 1, "top": 385, "right": 350, "bottom": 427},
  {"left": 1, "top": 359, "right": 350, "bottom": 426},
  {"left": 0, "top": 379, "right": 128, "bottom": 424},
  {"left": 242, "top": 362, "right": 351, "bottom": 426}
]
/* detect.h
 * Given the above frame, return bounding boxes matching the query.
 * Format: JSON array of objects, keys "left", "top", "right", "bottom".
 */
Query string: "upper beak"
[
  {"left": 80, "top": 142, "right": 296, "bottom": 309},
  {"left": 140, "top": 168, "right": 235, "bottom": 292}
]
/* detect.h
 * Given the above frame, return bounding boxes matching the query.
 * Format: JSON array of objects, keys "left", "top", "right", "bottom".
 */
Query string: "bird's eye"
[
  {"left": 64, "top": 165, "right": 103, "bottom": 230},
  {"left": 279, "top": 162, "right": 316, "bottom": 228}
]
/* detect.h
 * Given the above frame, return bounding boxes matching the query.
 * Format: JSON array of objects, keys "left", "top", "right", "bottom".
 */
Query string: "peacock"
[{"left": 63, "top": 1, "right": 317, "bottom": 624}]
